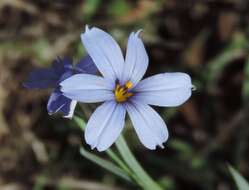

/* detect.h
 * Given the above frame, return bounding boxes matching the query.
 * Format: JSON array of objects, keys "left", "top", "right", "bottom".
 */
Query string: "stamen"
[
  {"left": 116, "top": 84, "right": 122, "bottom": 91},
  {"left": 114, "top": 81, "right": 133, "bottom": 103},
  {"left": 125, "top": 81, "right": 133, "bottom": 89}
]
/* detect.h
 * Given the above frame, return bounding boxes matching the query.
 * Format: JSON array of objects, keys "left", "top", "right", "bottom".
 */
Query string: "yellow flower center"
[{"left": 114, "top": 81, "right": 133, "bottom": 103}]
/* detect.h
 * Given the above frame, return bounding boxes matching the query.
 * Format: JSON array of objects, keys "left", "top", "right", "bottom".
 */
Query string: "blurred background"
[{"left": 0, "top": 0, "right": 249, "bottom": 189}]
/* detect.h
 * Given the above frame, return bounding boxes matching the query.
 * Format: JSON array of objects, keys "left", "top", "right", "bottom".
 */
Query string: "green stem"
[
  {"left": 115, "top": 135, "right": 163, "bottom": 190},
  {"left": 73, "top": 115, "right": 137, "bottom": 181},
  {"left": 74, "top": 114, "right": 163, "bottom": 190},
  {"left": 106, "top": 149, "right": 136, "bottom": 179},
  {"left": 79, "top": 147, "right": 132, "bottom": 182}
]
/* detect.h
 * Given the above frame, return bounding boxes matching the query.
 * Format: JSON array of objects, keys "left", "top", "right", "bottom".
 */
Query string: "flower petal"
[
  {"left": 23, "top": 68, "right": 58, "bottom": 89},
  {"left": 75, "top": 55, "right": 98, "bottom": 74},
  {"left": 47, "top": 89, "right": 75, "bottom": 117},
  {"left": 58, "top": 70, "right": 74, "bottom": 83},
  {"left": 81, "top": 26, "right": 124, "bottom": 81},
  {"left": 121, "top": 31, "right": 148, "bottom": 86},
  {"left": 63, "top": 100, "right": 77, "bottom": 119},
  {"left": 133, "top": 73, "right": 192, "bottom": 107},
  {"left": 125, "top": 101, "right": 168, "bottom": 149},
  {"left": 60, "top": 74, "right": 114, "bottom": 103},
  {"left": 85, "top": 101, "right": 126, "bottom": 151},
  {"left": 52, "top": 57, "right": 73, "bottom": 75}
]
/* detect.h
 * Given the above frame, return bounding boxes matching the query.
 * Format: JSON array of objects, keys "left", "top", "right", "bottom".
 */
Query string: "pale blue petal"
[
  {"left": 125, "top": 101, "right": 168, "bottom": 149},
  {"left": 121, "top": 30, "right": 148, "bottom": 86},
  {"left": 63, "top": 100, "right": 77, "bottom": 119},
  {"left": 85, "top": 101, "right": 126, "bottom": 151},
  {"left": 63, "top": 90, "right": 114, "bottom": 103},
  {"left": 81, "top": 26, "right": 124, "bottom": 81},
  {"left": 60, "top": 74, "right": 114, "bottom": 90},
  {"left": 133, "top": 73, "right": 192, "bottom": 107},
  {"left": 60, "top": 74, "right": 114, "bottom": 103}
]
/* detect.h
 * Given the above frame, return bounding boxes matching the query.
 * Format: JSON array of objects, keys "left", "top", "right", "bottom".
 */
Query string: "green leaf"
[
  {"left": 80, "top": 147, "right": 132, "bottom": 182},
  {"left": 73, "top": 115, "right": 130, "bottom": 172},
  {"left": 33, "top": 176, "right": 46, "bottom": 190},
  {"left": 115, "top": 135, "right": 163, "bottom": 190},
  {"left": 242, "top": 56, "right": 249, "bottom": 99},
  {"left": 73, "top": 115, "right": 162, "bottom": 189},
  {"left": 206, "top": 48, "right": 245, "bottom": 84},
  {"left": 158, "top": 176, "right": 175, "bottom": 189},
  {"left": 73, "top": 116, "right": 134, "bottom": 182},
  {"left": 106, "top": 149, "right": 135, "bottom": 178},
  {"left": 228, "top": 32, "right": 248, "bottom": 50},
  {"left": 108, "top": 0, "right": 131, "bottom": 17},
  {"left": 73, "top": 115, "right": 86, "bottom": 131},
  {"left": 229, "top": 166, "right": 249, "bottom": 190},
  {"left": 204, "top": 33, "right": 247, "bottom": 91},
  {"left": 82, "top": 0, "right": 101, "bottom": 20}
]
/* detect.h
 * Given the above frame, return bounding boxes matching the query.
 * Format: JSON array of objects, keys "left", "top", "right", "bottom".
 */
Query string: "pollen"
[{"left": 114, "top": 81, "right": 133, "bottom": 103}]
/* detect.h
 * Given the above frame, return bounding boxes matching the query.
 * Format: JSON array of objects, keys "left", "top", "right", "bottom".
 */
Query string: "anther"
[{"left": 114, "top": 81, "right": 133, "bottom": 103}]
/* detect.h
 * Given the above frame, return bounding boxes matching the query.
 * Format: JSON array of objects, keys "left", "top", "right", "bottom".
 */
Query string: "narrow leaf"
[
  {"left": 80, "top": 147, "right": 132, "bottom": 182},
  {"left": 106, "top": 149, "right": 134, "bottom": 177},
  {"left": 242, "top": 56, "right": 249, "bottom": 99},
  {"left": 229, "top": 166, "right": 249, "bottom": 190},
  {"left": 74, "top": 116, "right": 134, "bottom": 182},
  {"left": 115, "top": 135, "right": 163, "bottom": 190},
  {"left": 73, "top": 115, "right": 86, "bottom": 131}
]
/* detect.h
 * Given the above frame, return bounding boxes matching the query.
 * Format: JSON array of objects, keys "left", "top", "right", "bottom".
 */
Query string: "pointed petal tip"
[
  {"left": 150, "top": 146, "right": 156, "bottom": 150},
  {"left": 96, "top": 146, "right": 106, "bottom": 152},
  {"left": 85, "top": 25, "right": 90, "bottom": 32},
  {"left": 159, "top": 143, "right": 165, "bottom": 149},
  {"left": 90, "top": 144, "right": 107, "bottom": 152},
  {"left": 63, "top": 115, "right": 73, "bottom": 119},
  {"left": 130, "top": 31, "right": 135, "bottom": 36},
  {"left": 85, "top": 133, "right": 97, "bottom": 151},
  {"left": 135, "top": 29, "right": 143, "bottom": 38},
  {"left": 90, "top": 145, "right": 95, "bottom": 150},
  {"left": 63, "top": 100, "right": 77, "bottom": 119},
  {"left": 81, "top": 25, "right": 90, "bottom": 38},
  {"left": 147, "top": 143, "right": 166, "bottom": 150},
  {"left": 59, "top": 84, "right": 65, "bottom": 92}
]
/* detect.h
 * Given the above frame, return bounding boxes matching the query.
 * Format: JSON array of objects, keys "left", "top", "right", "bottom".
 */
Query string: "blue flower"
[
  {"left": 60, "top": 26, "right": 193, "bottom": 151},
  {"left": 24, "top": 56, "right": 98, "bottom": 118}
]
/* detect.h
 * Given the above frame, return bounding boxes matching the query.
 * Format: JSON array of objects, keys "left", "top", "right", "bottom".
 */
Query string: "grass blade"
[
  {"left": 115, "top": 135, "right": 163, "bottom": 190},
  {"left": 73, "top": 116, "right": 134, "bottom": 182},
  {"left": 80, "top": 147, "right": 132, "bottom": 182},
  {"left": 229, "top": 166, "right": 249, "bottom": 190}
]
